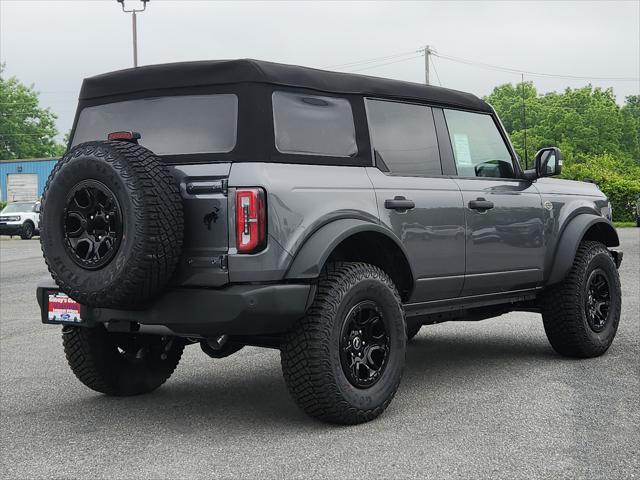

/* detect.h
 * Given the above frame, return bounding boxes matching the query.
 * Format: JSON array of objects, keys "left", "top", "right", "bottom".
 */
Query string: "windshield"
[
  {"left": 71, "top": 94, "right": 238, "bottom": 155},
  {"left": 2, "top": 202, "right": 35, "bottom": 213}
]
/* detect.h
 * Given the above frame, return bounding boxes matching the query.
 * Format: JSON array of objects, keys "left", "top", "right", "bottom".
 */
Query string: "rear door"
[
  {"left": 441, "top": 108, "right": 544, "bottom": 296},
  {"left": 365, "top": 99, "right": 465, "bottom": 303}
]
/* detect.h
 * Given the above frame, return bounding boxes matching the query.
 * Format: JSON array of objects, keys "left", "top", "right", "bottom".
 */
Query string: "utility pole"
[
  {"left": 132, "top": 10, "right": 138, "bottom": 67},
  {"left": 116, "top": 0, "right": 149, "bottom": 67},
  {"left": 423, "top": 45, "right": 432, "bottom": 85}
]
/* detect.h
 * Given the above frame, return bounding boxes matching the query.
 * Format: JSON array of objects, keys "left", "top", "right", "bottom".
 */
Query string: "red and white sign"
[{"left": 48, "top": 293, "right": 81, "bottom": 323}]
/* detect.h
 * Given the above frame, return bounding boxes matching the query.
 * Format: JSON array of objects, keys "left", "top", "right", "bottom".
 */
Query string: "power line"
[
  {"left": 433, "top": 52, "right": 639, "bottom": 82},
  {"left": 325, "top": 50, "right": 418, "bottom": 69},
  {"left": 430, "top": 56, "right": 442, "bottom": 86},
  {"left": 348, "top": 54, "right": 423, "bottom": 73}
]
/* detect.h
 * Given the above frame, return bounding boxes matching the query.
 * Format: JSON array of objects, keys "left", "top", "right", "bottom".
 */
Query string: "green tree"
[
  {"left": 485, "top": 83, "right": 640, "bottom": 221},
  {"left": 0, "top": 65, "right": 65, "bottom": 160},
  {"left": 484, "top": 83, "right": 638, "bottom": 163},
  {"left": 620, "top": 95, "right": 640, "bottom": 161}
]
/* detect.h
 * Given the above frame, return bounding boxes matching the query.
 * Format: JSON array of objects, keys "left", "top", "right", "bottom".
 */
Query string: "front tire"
[
  {"left": 541, "top": 241, "right": 621, "bottom": 358},
  {"left": 20, "top": 222, "right": 34, "bottom": 240},
  {"left": 281, "top": 262, "right": 406, "bottom": 424},
  {"left": 62, "top": 325, "right": 184, "bottom": 396}
]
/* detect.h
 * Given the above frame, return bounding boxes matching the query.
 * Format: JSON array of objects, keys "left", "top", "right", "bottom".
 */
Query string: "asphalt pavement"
[{"left": 1, "top": 230, "right": 638, "bottom": 479}]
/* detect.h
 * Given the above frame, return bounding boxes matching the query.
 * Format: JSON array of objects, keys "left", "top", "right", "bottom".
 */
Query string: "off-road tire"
[
  {"left": 406, "top": 320, "right": 422, "bottom": 341},
  {"left": 62, "top": 325, "right": 184, "bottom": 396},
  {"left": 541, "top": 241, "right": 621, "bottom": 358},
  {"left": 20, "top": 221, "right": 34, "bottom": 240},
  {"left": 281, "top": 262, "right": 406, "bottom": 424},
  {"left": 40, "top": 141, "right": 183, "bottom": 308}
]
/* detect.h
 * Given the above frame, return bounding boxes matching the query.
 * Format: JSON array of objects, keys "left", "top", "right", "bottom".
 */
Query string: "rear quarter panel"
[{"left": 227, "top": 163, "right": 378, "bottom": 282}]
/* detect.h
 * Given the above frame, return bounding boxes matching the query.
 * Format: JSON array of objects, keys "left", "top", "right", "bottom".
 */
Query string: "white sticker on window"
[{"left": 453, "top": 133, "right": 472, "bottom": 166}]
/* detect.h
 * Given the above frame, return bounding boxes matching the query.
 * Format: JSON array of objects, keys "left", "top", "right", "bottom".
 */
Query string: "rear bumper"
[{"left": 37, "top": 276, "right": 313, "bottom": 337}]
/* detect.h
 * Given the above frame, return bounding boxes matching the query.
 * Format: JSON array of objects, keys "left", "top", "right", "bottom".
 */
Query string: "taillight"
[{"left": 235, "top": 188, "right": 266, "bottom": 253}]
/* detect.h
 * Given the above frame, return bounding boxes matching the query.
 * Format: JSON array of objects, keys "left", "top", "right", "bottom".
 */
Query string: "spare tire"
[{"left": 40, "top": 141, "right": 183, "bottom": 308}]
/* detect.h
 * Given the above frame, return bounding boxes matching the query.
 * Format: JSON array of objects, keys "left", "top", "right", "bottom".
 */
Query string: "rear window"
[
  {"left": 71, "top": 94, "right": 238, "bottom": 155},
  {"left": 272, "top": 91, "right": 357, "bottom": 158}
]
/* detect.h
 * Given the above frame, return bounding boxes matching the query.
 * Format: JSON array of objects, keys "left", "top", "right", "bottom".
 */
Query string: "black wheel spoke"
[
  {"left": 585, "top": 269, "right": 611, "bottom": 332},
  {"left": 63, "top": 180, "right": 122, "bottom": 270},
  {"left": 340, "top": 300, "right": 389, "bottom": 388}
]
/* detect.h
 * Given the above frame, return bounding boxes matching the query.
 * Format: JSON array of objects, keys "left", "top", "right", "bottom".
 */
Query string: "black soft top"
[{"left": 79, "top": 59, "right": 491, "bottom": 112}]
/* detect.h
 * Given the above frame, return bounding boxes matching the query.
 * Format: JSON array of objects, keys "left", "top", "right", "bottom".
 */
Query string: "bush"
[
  {"left": 0, "top": 201, "right": 6, "bottom": 211},
  {"left": 561, "top": 154, "right": 640, "bottom": 222}
]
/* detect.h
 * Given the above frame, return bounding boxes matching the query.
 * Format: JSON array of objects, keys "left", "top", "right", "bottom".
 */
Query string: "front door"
[
  {"left": 365, "top": 99, "right": 465, "bottom": 303},
  {"left": 441, "top": 108, "right": 545, "bottom": 296}
]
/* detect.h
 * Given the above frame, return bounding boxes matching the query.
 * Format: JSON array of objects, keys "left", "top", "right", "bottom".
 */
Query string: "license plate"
[{"left": 47, "top": 292, "right": 82, "bottom": 323}]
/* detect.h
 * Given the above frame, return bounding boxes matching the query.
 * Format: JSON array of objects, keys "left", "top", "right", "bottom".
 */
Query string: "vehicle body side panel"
[
  {"left": 366, "top": 167, "right": 466, "bottom": 303},
  {"left": 285, "top": 218, "right": 413, "bottom": 280},
  {"left": 534, "top": 177, "right": 615, "bottom": 284},
  {"left": 454, "top": 178, "right": 545, "bottom": 296},
  {"left": 227, "top": 162, "right": 379, "bottom": 282}
]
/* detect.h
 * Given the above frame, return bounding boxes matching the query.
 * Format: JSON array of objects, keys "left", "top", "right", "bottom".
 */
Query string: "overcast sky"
[{"left": 1, "top": 0, "right": 639, "bottom": 140}]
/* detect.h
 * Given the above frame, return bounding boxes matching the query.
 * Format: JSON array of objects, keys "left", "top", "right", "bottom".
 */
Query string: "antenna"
[{"left": 521, "top": 73, "right": 528, "bottom": 170}]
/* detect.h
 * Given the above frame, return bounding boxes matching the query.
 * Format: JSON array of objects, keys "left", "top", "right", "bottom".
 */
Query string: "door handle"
[
  {"left": 385, "top": 196, "right": 415, "bottom": 211},
  {"left": 468, "top": 198, "right": 494, "bottom": 211}
]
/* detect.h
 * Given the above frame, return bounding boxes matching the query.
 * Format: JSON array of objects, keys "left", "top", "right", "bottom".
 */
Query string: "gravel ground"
[{"left": 1, "top": 230, "right": 638, "bottom": 479}]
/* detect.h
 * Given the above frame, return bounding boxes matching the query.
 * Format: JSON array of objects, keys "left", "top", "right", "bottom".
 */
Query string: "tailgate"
[{"left": 168, "top": 162, "right": 231, "bottom": 287}]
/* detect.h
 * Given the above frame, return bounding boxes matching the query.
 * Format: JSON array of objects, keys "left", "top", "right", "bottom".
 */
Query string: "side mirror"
[
  {"left": 535, "top": 147, "right": 562, "bottom": 178},
  {"left": 34, "top": 202, "right": 41, "bottom": 213}
]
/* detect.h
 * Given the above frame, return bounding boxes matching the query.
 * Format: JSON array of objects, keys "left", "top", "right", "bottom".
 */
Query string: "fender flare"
[
  {"left": 546, "top": 214, "right": 619, "bottom": 285},
  {"left": 285, "top": 218, "right": 415, "bottom": 282}
]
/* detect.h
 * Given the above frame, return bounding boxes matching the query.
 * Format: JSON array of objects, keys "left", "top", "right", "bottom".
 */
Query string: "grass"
[{"left": 614, "top": 221, "right": 637, "bottom": 228}]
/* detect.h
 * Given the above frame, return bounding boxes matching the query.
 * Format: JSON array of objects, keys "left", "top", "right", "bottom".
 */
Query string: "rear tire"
[
  {"left": 281, "top": 262, "right": 406, "bottom": 424},
  {"left": 62, "top": 325, "right": 184, "bottom": 396},
  {"left": 20, "top": 222, "right": 34, "bottom": 240},
  {"left": 541, "top": 241, "right": 621, "bottom": 358}
]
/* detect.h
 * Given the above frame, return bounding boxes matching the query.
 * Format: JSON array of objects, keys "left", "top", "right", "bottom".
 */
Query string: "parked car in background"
[{"left": 0, "top": 201, "right": 41, "bottom": 239}]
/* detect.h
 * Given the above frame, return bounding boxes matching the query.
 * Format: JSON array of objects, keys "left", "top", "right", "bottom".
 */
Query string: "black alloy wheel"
[
  {"left": 63, "top": 180, "right": 122, "bottom": 270},
  {"left": 340, "top": 300, "right": 390, "bottom": 388},
  {"left": 585, "top": 268, "right": 611, "bottom": 333}
]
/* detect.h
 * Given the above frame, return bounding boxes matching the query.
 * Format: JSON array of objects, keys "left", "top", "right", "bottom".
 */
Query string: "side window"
[
  {"left": 272, "top": 91, "right": 357, "bottom": 157},
  {"left": 365, "top": 99, "right": 442, "bottom": 176},
  {"left": 443, "top": 109, "right": 514, "bottom": 178}
]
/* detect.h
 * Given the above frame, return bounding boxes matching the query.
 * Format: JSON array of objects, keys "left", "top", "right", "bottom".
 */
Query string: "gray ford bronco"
[{"left": 37, "top": 59, "right": 623, "bottom": 424}]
